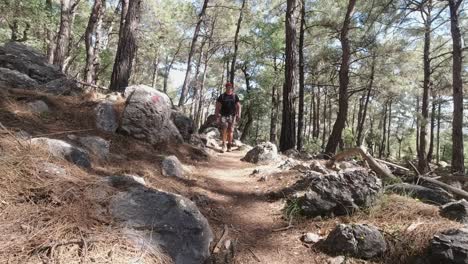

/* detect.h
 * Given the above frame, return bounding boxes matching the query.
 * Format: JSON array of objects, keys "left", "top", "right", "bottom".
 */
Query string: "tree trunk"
[
  {"left": 53, "top": 0, "right": 80, "bottom": 71},
  {"left": 321, "top": 89, "right": 328, "bottom": 150},
  {"left": 325, "top": 0, "right": 356, "bottom": 155},
  {"left": 297, "top": 0, "right": 306, "bottom": 151},
  {"left": 229, "top": 0, "right": 247, "bottom": 84},
  {"left": 356, "top": 53, "right": 375, "bottom": 146},
  {"left": 46, "top": 0, "right": 56, "bottom": 64},
  {"left": 270, "top": 57, "right": 279, "bottom": 144},
  {"left": 379, "top": 102, "right": 387, "bottom": 159},
  {"left": 84, "top": 0, "right": 105, "bottom": 84},
  {"left": 280, "top": 0, "right": 299, "bottom": 152},
  {"left": 418, "top": 1, "right": 432, "bottom": 174},
  {"left": 178, "top": 0, "right": 209, "bottom": 107},
  {"left": 428, "top": 91, "right": 436, "bottom": 163},
  {"left": 240, "top": 64, "right": 253, "bottom": 142},
  {"left": 436, "top": 95, "right": 441, "bottom": 164},
  {"left": 308, "top": 86, "right": 314, "bottom": 142},
  {"left": 386, "top": 99, "right": 392, "bottom": 158},
  {"left": 109, "top": 0, "right": 142, "bottom": 92},
  {"left": 314, "top": 85, "right": 320, "bottom": 138},
  {"left": 151, "top": 46, "right": 160, "bottom": 88},
  {"left": 448, "top": 0, "right": 465, "bottom": 173}
]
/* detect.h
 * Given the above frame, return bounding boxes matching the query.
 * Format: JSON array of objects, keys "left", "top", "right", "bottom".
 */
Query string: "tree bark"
[
  {"left": 109, "top": 0, "right": 142, "bottom": 92},
  {"left": 46, "top": 0, "right": 56, "bottom": 64},
  {"left": 448, "top": 0, "right": 465, "bottom": 173},
  {"left": 324, "top": 0, "right": 356, "bottom": 155},
  {"left": 356, "top": 53, "right": 375, "bottom": 146},
  {"left": 178, "top": 0, "right": 209, "bottom": 107},
  {"left": 297, "top": 0, "right": 306, "bottom": 151},
  {"left": 418, "top": 0, "right": 432, "bottom": 174},
  {"left": 280, "top": 0, "right": 299, "bottom": 152},
  {"left": 84, "top": 0, "right": 105, "bottom": 84},
  {"left": 270, "top": 57, "right": 279, "bottom": 144},
  {"left": 436, "top": 95, "right": 442, "bottom": 164},
  {"left": 386, "top": 99, "right": 392, "bottom": 158},
  {"left": 53, "top": 0, "right": 80, "bottom": 71},
  {"left": 314, "top": 85, "right": 320, "bottom": 138},
  {"left": 229, "top": 0, "right": 247, "bottom": 84},
  {"left": 379, "top": 102, "right": 387, "bottom": 159},
  {"left": 428, "top": 91, "right": 436, "bottom": 163}
]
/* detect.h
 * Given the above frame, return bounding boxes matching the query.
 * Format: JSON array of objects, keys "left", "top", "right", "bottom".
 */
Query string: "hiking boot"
[
  {"left": 227, "top": 143, "right": 232, "bottom": 152},
  {"left": 221, "top": 143, "right": 227, "bottom": 153}
]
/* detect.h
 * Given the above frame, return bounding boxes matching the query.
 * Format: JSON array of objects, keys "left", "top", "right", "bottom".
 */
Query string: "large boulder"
[
  {"left": 31, "top": 138, "right": 91, "bottom": 168},
  {"left": 0, "top": 42, "right": 79, "bottom": 94},
  {"left": 429, "top": 228, "right": 468, "bottom": 264},
  {"left": 386, "top": 183, "right": 454, "bottom": 205},
  {"left": 171, "top": 110, "right": 194, "bottom": 141},
  {"left": 440, "top": 200, "right": 468, "bottom": 224},
  {"left": 108, "top": 176, "right": 213, "bottom": 264},
  {"left": 95, "top": 101, "right": 119, "bottom": 133},
  {"left": 297, "top": 170, "right": 382, "bottom": 217},
  {"left": 323, "top": 224, "right": 387, "bottom": 259},
  {"left": 119, "top": 85, "right": 182, "bottom": 144},
  {"left": 241, "top": 142, "right": 278, "bottom": 164}
]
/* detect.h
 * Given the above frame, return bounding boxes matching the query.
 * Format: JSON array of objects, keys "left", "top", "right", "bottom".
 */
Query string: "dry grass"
[{"left": 0, "top": 134, "right": 172, "bottom": 264}]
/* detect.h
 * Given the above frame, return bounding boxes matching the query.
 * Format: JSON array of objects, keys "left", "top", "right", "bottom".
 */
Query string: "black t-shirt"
[{"left": 217, "top": 93, "right": 240, "bottom": 116}]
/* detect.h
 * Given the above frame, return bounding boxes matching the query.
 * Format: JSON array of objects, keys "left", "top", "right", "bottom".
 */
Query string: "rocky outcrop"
[
  {"left": 241, "top": 142, "right": 278, "bottom": 164},
  {"left": 119, "top": 85, "right": 182, "bottom": 144},
  {"left": 386, "top": 183, "right": 454, "bottom": 205},
  {"left": 323, "top": 224, "right": 387, "bottom": 259},
  {"left": 296, "top": 170, "right": 382, "bottom": 217},
  {"left": 27, "top": 100, "right": 49, "bottom": 113},
  {"left": 31, "top": 138, "right": 91, "bottom": 168},
  {"left": 440, "top": 200, "right": 468, "bottom": 224},
  {"left": 108, "top": 176, "right": 213, "bottom": 264},
  {"left": 429, "top": 228, "right": 468, "bottom": 264},
  {"left": 0, "top": 42, "right": 79, "bottom": 94}
]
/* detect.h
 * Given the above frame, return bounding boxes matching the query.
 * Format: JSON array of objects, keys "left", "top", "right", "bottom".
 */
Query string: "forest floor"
[{"left": 0, "top": 89, "right": 461, "bottom": 264}]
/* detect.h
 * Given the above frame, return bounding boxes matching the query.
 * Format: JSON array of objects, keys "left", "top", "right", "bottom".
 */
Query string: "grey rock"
[
  {"left": 429, "top": 228, "right": 468, "bottom": 264},
  {"left": 95, "top": 101, "right": 119, "bottom": 133},
  {"left": 440, "top": 200, "right": 468, "bottom": 224},
  {"left": 199, "top": 114, "right": 219, "bottom": 133},
  {"left": 386, "top": 183, "right": 454, "bottom": 205},
  {"left": 27, "top": 100, "right": 49, "bottom": 113},
  {"left": 324, "top": 224, "right": 387, "bottom": 259},
  {"left": 38, "top": 162, "right": 68, "bottom": 178},
  {"left": 15, "top": 130, "right": 31, "bottom": 140},
  {"left": 120, "top": 85, "right": 182, "bottom": 144},
  {"left": 0, "top": 67, "right": 38, "bottom": 88},
  {"left": 162, "top": 155, "right": 184, "bottom": 178},
  {"left": 283, "top": 148, "right": 300, "bottom": 158},
  {"left": 302, "top": 232, "right": 323, "bottom": 243},
  {"left": 297, "top": 170, "right": 382, "bottom": 217},
  {"left": 108, "top": 175, "right": 146, "bottom": 190},
  {"left": 78, "top": 136, "right": 110, "bottom": 160},
  {"left": 327, "top": 256, "right": 346, "bottom": 264},
  {"left": 0, "top": 42, "right": 79, "bottom": 94},
  {"left": 31, "top": 138, "right": 91, "bottom": 168},
  {"left": 310, "top": 160, "right": 329, "bottom": 174},
  {"left": 171, "top": 110, "right": 194, "bottom": 141},
  {"left": 109, "top": 178, "right": 213, "bottom": 264},
  {"left": 242, "top": 142, "right": 278, "bottom": 164},
  {"left": 189, "top": 134, "right": 205, "bottom": 148}
]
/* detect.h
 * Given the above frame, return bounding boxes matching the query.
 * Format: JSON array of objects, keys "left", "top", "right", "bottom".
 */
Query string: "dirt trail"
[{"left": 190, "top": 150, "right": 323, "bottom": 264}]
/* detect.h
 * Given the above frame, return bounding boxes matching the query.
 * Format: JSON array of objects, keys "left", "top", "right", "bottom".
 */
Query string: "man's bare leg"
[{"left": 221, "top": 127, "right": 228, "bottom": 152}]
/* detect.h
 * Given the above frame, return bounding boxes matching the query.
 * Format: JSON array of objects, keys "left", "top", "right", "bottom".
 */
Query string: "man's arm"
[
  {"left": 235, "top": 102, "right": 241, "bottom": 120},
  {"left": 215, "top": 102, "right": 221, "bottom": 120}
]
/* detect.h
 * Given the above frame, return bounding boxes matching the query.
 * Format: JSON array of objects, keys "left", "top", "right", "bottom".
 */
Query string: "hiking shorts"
[{"left": 220, "top": 115, "right": 236, "bottom": 130}]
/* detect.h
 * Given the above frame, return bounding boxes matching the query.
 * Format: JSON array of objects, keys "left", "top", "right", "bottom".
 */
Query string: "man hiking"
[{"left": 215, "top": 82, "right": 241, "bottom": 152}]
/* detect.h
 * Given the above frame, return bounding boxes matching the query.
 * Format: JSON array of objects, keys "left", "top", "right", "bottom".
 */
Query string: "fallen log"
[
  {"left": 418, "top": 176, "right": 468, "bottom": 201},
  {"left": 330, "top": 146, "right": 397, "bottom": 181},
  {"left": 374, "top": 158, "right": 410, "bottom": 172}
]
